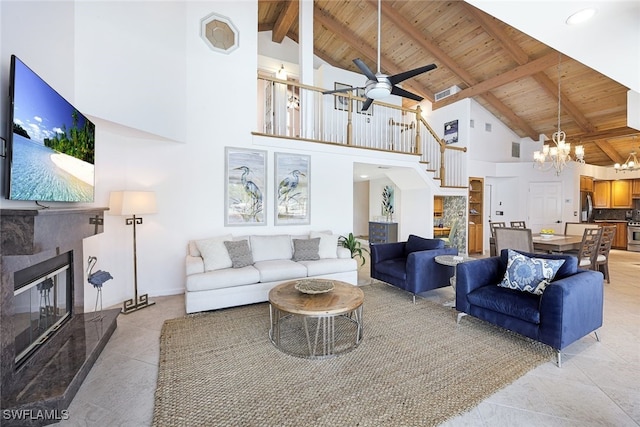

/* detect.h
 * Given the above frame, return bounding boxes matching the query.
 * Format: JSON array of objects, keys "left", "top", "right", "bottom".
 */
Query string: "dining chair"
[
  {"left": 440, "top": 220, "right": 458, "bottom": 248},
  {"left": 577, "top": 227, "right": 603, "bottom": 271},
  {"left": 494, "top": 227, "right": 534, "bottom": 254},
  {"left": 510, "top": 221, "right": 526, "bottom": 228},
  {"left": 564, "top": 222, "right": 600, "bottom": 236},
  {"left": 489, "top": 222, "right": 507, "bottom": 256},
  {"left": 595, "top": 225, "right": 616, "bottom": 283},
  {"left": 489, "top": 222, "right": 507, "bottom": 237}
]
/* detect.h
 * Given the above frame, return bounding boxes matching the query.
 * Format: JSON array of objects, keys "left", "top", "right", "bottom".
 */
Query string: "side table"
[
  {"left": 434, "top": 254, "right": 473, "bottom": 289},
  {"left": 435, "top": 254, "right": 473, "bottom": 312}
]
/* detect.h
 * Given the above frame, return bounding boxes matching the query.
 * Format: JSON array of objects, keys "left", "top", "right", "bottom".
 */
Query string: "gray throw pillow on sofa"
[
  {"left": 292, "top": 238, "right": 321, "bottom": 261},
  {"left": 223, "top": 240, "right": 254, "bottom": 268}
]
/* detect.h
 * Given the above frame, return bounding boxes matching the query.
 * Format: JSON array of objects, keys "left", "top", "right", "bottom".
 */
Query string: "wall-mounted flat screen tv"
[{"left": 5, "top": 55, "right": 95, "bottom": 203}]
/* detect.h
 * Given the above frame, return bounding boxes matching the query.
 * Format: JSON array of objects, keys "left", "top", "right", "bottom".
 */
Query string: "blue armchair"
[
  {"left": 456, "top": 249, "right": 604, "bottom": 366},
  {"left": 370, "top": 234, "right": 458, "bottom": 302}
]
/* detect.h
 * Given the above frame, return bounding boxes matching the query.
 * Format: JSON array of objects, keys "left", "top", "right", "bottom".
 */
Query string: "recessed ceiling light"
[
  {"left": 566, "top": 8, "right": 596, "bottom": 25},
  {"left": 360, "top": 174, "right": 369, "bottom": 179}
]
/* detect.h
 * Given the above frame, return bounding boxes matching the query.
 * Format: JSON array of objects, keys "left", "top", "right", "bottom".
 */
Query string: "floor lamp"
[{"left": 109, "top": 191, "right": 157, "bottom": 314}]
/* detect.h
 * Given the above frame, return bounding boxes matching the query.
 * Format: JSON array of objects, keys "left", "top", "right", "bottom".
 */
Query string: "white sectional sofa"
[{"left": 185, "top": 232, "right": 358, "bottom": 313}]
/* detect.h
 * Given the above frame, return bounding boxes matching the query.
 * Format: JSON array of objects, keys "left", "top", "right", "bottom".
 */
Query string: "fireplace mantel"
[{"left": 1, "top": 207, "right": 108, "bottom": 255}]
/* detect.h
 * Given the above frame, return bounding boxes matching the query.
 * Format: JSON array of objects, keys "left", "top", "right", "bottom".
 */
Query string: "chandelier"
[
  {"left": 614, "top": 148, "right": 639, "bottom": 172},
  {"left": 533, "top": 54, "right": 584, "bottom": 175}
]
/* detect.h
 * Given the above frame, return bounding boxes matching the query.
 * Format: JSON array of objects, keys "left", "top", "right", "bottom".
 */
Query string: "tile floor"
[{"left": 53, "top": 249, "right": 639, "bottom": 426}]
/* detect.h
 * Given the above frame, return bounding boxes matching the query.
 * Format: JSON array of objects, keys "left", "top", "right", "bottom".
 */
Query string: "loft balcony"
[{"left": 255, "top": 75, "right": 468, "bottom": 189}]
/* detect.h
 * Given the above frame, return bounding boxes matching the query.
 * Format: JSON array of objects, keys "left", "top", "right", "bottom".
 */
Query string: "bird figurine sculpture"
[{"left": 87, "top": 256, "right": 113, "bottom": 321}]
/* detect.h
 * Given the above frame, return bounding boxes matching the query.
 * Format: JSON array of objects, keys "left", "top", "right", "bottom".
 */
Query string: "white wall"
[
  {"left": 353, "top": 181, "right": 369, "bottom": 237},
  {"left": 75, "top": 1, "right": 187, "bottom": 143}
]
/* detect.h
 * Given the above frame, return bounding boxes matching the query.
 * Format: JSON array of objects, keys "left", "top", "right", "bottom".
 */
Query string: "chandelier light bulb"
[{"left": 614, "top": 149, "right": 639, "bottom": 173}]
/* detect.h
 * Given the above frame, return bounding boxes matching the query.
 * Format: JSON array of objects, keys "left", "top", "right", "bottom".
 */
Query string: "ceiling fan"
[{"left": 323, "top": 0, "right": 437, "bottom": 111}]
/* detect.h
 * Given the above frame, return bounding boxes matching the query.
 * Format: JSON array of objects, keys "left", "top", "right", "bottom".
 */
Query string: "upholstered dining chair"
[
  {"left": 596, "top": 225, "right": 616, "bottom": 283},
  {"left": 577, "top": 227, "right": 603, "bottom": 271},
  {"left": 510, "top": 221, "right": 526, "bottom": 228},
  {"left": 565, "top": 222, "right": 600, "bottom": 236},
  {"left": 494, "top": 227, "right": 534, "bottom": 254}
]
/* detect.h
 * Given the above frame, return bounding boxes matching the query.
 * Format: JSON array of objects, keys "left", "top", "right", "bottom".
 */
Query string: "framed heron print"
[
  {"left": 275, "top": 152, "right": 310, "bottom": 225},
  {"left": 225, "top": 147, "right": 267, "bottom": 226}
]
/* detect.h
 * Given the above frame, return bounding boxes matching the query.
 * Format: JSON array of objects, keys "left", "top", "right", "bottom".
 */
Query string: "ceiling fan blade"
[
  {"left": 390, "top": 86, "right": 424, "bottom": 102},
  {"left": 353, "top": 58, "right": 378, "bottom": 82},
  {"left": 360, "top": 97, "right": 374, "bottom": 111},
  {"left": 388, "top": 64, "right": 437, "bottom": 85},
  {"left": 322, "top": 86, "right": 363, "bottom": 95}
]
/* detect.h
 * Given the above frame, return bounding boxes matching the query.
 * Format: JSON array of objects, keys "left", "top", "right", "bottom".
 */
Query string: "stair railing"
[{"left": 257, "top": 75, "right": 467, "bottom": 187}]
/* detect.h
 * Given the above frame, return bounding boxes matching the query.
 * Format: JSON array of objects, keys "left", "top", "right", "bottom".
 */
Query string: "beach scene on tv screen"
[{"left": 10, "top": 59, "right": 94, "bottom": 202}]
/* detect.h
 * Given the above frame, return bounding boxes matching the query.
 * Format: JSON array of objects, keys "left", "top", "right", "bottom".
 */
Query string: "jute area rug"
[{"left": 153, "top": 282, "right": 552, "bottom": 427}]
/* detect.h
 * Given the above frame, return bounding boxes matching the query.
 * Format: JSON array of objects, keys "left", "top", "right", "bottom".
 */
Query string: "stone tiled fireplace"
[{"left": 1, "top": 207, "right": 118, "bottom": 426}]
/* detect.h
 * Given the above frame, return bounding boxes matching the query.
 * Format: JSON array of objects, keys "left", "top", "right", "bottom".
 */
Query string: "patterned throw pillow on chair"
[{"left": 498, "top": 249, "right": 565, "bottom": 295}]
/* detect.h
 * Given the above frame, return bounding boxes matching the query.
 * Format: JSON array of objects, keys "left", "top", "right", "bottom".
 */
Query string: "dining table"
[{"left": 532, "top": 234, "right": 583, "bottom": 253}]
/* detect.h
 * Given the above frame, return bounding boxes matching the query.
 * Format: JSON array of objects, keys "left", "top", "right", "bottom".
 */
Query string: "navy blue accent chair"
[
  {"left": 370, "top": 234, "right": 458, "bottom": 301},
  {"left": 456, "top": 249, "right": 604, "bottom": 366}
]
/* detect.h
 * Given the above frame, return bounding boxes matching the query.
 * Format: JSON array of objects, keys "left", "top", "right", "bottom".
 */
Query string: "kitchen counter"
[{"left": 594, "top": 220, "right": 630, "bottom": 223}]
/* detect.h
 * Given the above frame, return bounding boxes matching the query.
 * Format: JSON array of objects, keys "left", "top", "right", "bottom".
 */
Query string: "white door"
[{"left": 528, "top": 182, "right": 563, "bottom": 233}]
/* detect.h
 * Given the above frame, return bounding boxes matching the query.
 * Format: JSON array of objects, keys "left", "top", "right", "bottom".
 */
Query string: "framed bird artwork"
[
  {"left": 275, "top": 152, "right": 310, "bottom": 225},
  {"left": 225, "top": 147, "right": 267, "bottom": 226}
]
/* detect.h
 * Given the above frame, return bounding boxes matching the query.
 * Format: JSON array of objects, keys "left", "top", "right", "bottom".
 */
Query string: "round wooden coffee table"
[{"left": 268, "top": 279, "right": 364, "bottom": 359}]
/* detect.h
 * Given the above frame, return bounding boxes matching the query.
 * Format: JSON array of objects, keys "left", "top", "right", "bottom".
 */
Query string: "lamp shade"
[{"left": 109, "top": 191, "right": 157, "bottom": 216}]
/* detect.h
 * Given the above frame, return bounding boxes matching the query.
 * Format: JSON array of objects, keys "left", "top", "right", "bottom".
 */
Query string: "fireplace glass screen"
[{"left": 13, "top": 254, "right": 72, "bottom": 366}]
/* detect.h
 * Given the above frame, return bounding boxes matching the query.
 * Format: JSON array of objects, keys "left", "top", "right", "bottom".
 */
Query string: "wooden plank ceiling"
[{"left": 258, "top": 0, "right": 640, "bottom": 167}]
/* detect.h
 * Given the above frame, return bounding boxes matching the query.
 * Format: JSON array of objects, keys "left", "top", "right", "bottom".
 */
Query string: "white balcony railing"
[{"left": 256, "top": 75, "right": 467, "bottom": 188}]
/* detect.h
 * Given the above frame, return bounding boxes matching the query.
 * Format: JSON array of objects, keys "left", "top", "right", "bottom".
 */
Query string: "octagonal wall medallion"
[{"left": 201, "top": 12, "right": 239, "bottom": 54}]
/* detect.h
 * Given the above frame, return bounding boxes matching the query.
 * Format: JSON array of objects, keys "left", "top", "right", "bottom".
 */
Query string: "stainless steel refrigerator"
[{"left": 580, "top": 191, "right": 593, "bottom": 222}]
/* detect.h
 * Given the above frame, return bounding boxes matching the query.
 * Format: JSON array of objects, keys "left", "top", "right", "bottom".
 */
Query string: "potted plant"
[{"left": 339, "top": 233, "right": 370, "bottom": 266}]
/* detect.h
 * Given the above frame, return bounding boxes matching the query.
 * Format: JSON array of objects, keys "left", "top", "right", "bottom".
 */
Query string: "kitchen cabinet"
[
  {"left": 616, "top": 223, "right": 628, "bottom": 249},
  {"left": 593, "top": 180, "right": 611, "bottom": 208},
  {"left": 599, "top": 222, "right": 628, "bottom": 250},
  {"left": 580, "top": 175, "right": 594, "bottom": 192},
  {"left": 468, "top": 177, "right": 484, "bottom": 254},
  {"left": 633, "top": 179, "right": 640, "bottom": 198},
  {"left": 611, "top": 180, "right": 632, "bottom": 208},
  {"left": 434, "top": 196, "right": 444, "bottom": 218},
  {"left": 594, "top": 180, "right": 633, "bottom": 208}
]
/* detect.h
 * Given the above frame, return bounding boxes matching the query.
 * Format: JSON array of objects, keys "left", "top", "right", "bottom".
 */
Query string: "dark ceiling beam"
[
  {"left": 373, "top": 0, "right": 539, "bottom": 140},
  {"left": 272, "top": 0, "right": 298, "bottom": 43},
  {"left": 464, "top": 3, "right": 597, "bottom": 136},
  {"left": 435, "top": 52, "right": 559, "bottom": 109},
  {"left": 314, "top": 5, "right": 433, "bottom": 100}
]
